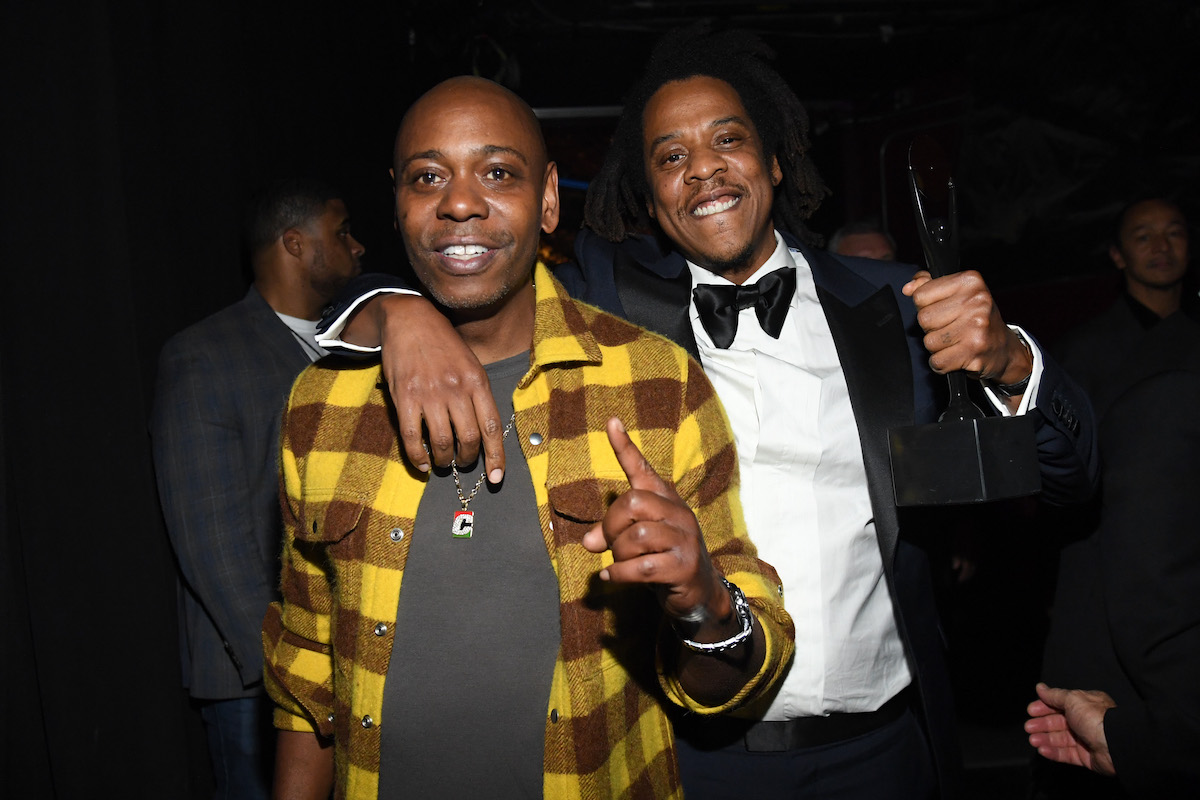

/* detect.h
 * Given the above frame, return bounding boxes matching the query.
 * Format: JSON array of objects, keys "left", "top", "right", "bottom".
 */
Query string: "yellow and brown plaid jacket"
[{"left": 263, "top": 264, "right": 794, "bottom": 799}]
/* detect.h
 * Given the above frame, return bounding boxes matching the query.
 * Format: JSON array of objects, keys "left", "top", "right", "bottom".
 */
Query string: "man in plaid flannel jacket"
[{"left": 262, "top": 76, "right": 794, "bottom": 800}]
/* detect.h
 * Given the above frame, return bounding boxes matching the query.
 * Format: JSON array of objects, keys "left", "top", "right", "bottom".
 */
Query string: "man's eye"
[
  {"left": 417, "top": 172, "right": 440, "bottom": 185},
  {"left": 487, "top": 167, "right": 510, "bottom": 180},
  {"left": 664, "top": 153, "right": 684, "bottom": 164}
]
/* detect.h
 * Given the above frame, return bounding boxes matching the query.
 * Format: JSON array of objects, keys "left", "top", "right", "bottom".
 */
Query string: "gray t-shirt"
[{"left": 378, "top": 351, "right": 561, "bottom": 798}]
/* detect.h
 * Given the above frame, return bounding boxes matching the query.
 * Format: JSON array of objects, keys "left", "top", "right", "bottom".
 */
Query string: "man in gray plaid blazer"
[{"left": 150, "top": 179, "right": 362, "bottom": 799}]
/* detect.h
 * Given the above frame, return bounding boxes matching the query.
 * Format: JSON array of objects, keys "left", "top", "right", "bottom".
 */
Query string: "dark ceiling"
[{"left": 258, "top": 0, "right": 1195, "bottom": 290}]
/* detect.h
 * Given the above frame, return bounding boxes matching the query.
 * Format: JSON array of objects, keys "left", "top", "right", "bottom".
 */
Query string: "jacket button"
[
  {"left": 389, "top": 527, "right": 405, "bottom": 542},
  {"left": 550, "top": 709, "right": 559, "bottom": 723},
  {"left": 327, "top": 712, "right": 335, "bottom": 723},
  {"left": 361, "top": 715, "right": 374, "bottom": 729},
  {"left": 373, "top": 623, "right": 388, "bottom": 636},
  {"left": 528, "top": 432, "right": 544, "bottom": 446}
]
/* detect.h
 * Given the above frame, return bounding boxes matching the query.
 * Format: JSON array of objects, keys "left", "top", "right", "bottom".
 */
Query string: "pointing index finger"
[{"left": 606, "top": 417, "right": 669, "bottom": 496}]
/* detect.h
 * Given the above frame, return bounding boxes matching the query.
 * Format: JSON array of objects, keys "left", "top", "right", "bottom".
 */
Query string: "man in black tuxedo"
[
  {"left": 151, "top": 179, "right": 363, "bottom": 798},
  {"left": 319, "top": 25, "right": 1096, "bottom": 799},
  {"left": 1028, "top": 200, "right": 1198, "bottom": 798}
]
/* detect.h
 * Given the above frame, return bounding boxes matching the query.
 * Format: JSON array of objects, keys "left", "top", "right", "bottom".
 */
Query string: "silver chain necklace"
[{"left": 449, "top": 411, "right": 517, "bottom": 539}]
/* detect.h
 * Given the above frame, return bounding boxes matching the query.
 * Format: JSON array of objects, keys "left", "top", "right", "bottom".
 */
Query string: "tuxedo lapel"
[
  {"left": 612, "top": 244, "right": 699, "bottom": 360},
  {"left": 807, "top": 246, "right": 914, "bottom": 566}
]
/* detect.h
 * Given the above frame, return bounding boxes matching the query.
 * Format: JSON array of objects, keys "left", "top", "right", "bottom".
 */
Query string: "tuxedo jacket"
[
  {"left": 151, "top": 286, "right": 312, "bottom": 699},
  {"left": 1042, "top": 313, "right": 1200, "bottom": 797},
  {"left": 556, "top": 229, "right": 1098, "bottom": 794}
]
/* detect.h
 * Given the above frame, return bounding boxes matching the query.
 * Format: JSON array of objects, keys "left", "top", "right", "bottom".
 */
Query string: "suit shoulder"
[
  {"left": 830, "top": 252, "right": 918, "bottom": 291},
  {"left": 160, "top": 294, "right": 266, "bottom": 356}
]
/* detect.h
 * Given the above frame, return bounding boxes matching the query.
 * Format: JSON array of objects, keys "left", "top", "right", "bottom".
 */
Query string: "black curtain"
[{"left": 1, "top": 2, "right": 404, "bottom": 795}]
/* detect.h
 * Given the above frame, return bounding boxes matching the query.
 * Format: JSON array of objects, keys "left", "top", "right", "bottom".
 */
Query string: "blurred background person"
[{"left": 828, "top": 219, "right": 897, "bottom": 261}]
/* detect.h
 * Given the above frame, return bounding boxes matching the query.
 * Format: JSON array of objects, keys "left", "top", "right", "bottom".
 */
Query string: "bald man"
[{"left": 262, "top": 77, "right": 793, "bottom": 800}]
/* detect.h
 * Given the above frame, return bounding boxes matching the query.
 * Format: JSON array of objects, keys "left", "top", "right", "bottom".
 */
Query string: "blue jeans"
[{"left": 199, "top": 696, "right": 274, "bottom": 800}]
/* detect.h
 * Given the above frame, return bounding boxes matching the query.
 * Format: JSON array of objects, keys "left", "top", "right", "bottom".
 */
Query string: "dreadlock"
[{"left": 584, "top": 21, "right": 829, "bottom": 245}]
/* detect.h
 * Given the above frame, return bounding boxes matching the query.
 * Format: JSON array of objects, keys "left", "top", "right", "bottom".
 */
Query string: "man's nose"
[
  {"left": 437, "top": 178, "right": 487, "bottom": 221},
  {"left": 685, "top": 147, "right": 726, "bottom": 183}
]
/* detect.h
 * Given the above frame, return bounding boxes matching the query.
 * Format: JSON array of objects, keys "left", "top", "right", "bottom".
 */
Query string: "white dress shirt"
[{"left": 689, "top": 233, "right": 910, "bottom": 718}]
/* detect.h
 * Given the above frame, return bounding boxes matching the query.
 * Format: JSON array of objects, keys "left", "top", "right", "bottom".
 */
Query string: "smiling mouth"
[
  {"left": 440, "top": 244, "right": 492, "bottom": 259},
  {"left": 692, "top": 195, "right": 741, "bottom": 218}
]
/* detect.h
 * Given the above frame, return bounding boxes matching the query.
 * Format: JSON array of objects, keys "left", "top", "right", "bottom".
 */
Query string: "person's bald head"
[
  {"left": 390, "top": 76, "right": 559, "bottom": 330},
  {"left": 394, "top": 76, "right": 549, "bottom": 179}
]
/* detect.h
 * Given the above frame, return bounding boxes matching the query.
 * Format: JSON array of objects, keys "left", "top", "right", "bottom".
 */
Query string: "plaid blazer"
[{"left": 263, "top": 265, "right": 794, "bottom": 799}]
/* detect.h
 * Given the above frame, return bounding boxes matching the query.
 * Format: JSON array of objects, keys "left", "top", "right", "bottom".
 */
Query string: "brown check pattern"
[{"left": 263, "top": 264, "right": 795, "bottom": 799}]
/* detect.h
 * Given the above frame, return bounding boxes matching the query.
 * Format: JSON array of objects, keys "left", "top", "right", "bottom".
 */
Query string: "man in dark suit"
[
  {"left": 1053, "top": 197, "right": 1191, "bottom": 401},
  {"left": 151, "top": 179, "right": 363, "bottom": 799},
  {"left": 318, "top": 26, "right": 1095, "bottom": 799},
  {"left": 1027, "top": 201, "right": 1198, "bottom": 799}
]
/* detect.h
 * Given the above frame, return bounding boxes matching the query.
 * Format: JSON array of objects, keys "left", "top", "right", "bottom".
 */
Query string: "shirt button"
[
  {"left": 550, "top": 709, "right": 559, "bottom": 723},
  {"left": 373, "top": 623, "right": 388, "bottom": 636},
  {"left": 528, "top": 432, "right": 544, "bottom": 446},
  {"left": 327, "top": 712, "right": 335, "bottom": 723},
  {"left": 361, "top": 715, "right": 374, "bottom": 729},
  {"left": 389, "top": 527, "right": 405, "bottom": 542}
]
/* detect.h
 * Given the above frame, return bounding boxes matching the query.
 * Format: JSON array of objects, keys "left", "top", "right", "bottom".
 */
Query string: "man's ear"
[
  {"left": 282, "top": 229, "right": 304, "bottom": 259},
  {"left": 770, "top": 155, "right": 782, "bottom": 187},
  {"left": 1109, "top": 244, "right": 1127, "bottom": 271},
  {"left": 541, "top": 161, "right": 561, "bottom": 234}
]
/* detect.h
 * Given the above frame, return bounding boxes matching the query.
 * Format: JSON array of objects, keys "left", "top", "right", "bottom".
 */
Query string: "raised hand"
[
  {"left": 903, "top": 269, "right": 1032, "bottom": 390},
  {"left": 581, "top": 417, "right": 730, "bottom": 627}
]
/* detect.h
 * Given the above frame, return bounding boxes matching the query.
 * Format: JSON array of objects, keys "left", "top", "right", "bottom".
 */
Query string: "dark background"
[{"left": 3, "top": 1, "right": 1197, "bottom": 796}]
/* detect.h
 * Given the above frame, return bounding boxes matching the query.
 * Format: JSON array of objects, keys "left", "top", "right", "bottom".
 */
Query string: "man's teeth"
[
  {"left": 693, "top": 196, "right": 740, "bottom": 217},
  {"left": 441, "top": 244, "right": 491, "bottom": 258}
]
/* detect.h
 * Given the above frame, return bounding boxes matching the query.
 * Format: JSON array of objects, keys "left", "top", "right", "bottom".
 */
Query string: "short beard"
[{"left": 698, "top": 237, "right": 760, "bottom": 279}]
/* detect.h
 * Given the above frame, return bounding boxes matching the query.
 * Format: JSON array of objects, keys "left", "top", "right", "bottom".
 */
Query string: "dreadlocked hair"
[{"left": 584, "top": 21, "right": 829, "bottom": 245}]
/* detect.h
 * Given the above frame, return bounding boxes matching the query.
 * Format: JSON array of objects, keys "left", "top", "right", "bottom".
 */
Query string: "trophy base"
[{"left": 889, "top": 415, "right": 1040, "bottom": 506}]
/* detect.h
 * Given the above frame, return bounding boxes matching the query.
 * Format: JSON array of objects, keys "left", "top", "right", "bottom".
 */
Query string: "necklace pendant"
[{"left": 452, "top": 510, "right": 474, "bottom": 539}]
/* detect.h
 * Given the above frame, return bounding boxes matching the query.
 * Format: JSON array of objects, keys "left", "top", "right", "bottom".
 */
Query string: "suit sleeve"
[
  {"left": 1095, "top": 370, "right": 1200, "bottom": 795},
  {"left": 657, "top": 353, "right": 796, "bottom": 713},
  {"left": 151, "top": 338, "right": 277, "bottom": 687},
  {"left": 1025, "top": 338, "right": 1100, "bottom": 506}
]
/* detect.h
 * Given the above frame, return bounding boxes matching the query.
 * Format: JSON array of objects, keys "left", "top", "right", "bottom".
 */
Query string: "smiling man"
[
  {"left": 318, "top": 26, "right": 1097, "bottom": 800},
  {"left": 261, "top": 76, "right": 793, "bottom": 800}
]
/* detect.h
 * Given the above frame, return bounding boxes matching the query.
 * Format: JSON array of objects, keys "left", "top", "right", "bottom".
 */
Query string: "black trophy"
[{"left": 888, "top": 135, "right": 1040, "bottom": 506}]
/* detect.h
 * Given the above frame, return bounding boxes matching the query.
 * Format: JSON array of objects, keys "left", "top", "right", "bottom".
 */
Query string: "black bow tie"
[{"left": 692, "top": 267, "right": 797, "bottom": 349}]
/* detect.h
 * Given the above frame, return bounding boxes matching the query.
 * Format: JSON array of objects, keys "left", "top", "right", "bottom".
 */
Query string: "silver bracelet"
[{"left": 675, "top": 578, "right": 755, "bottom": 653}]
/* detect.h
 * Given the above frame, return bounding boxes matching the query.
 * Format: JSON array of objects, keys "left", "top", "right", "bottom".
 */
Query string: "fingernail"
[
  {"left": 598, "top": 568, "right": 610, "bottom": 581},
  {"left": 418, "top": 463, "right": 430, "bottom": 473},
  {"left": 613, "top": 418, "right": 626, "bottom": 433},
  {"left": 489, "top": 468, "right": 504, "bottom": 483}
]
